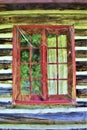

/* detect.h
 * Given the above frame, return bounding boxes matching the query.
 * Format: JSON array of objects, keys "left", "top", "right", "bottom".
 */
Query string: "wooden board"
[{"left": 0, "top": 0, "right": 87, "bottom": 4}]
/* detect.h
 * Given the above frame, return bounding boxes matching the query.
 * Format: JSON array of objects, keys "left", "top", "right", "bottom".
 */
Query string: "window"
[{"left": 13, "top": 25, "right": 76, "bottom": 105}]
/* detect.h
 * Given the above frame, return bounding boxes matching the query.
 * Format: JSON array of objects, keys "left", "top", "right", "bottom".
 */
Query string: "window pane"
[
  {"left": 32, "top": 34, "right": 41, "bottom": 47},
  {"left": 47, "top": 65, "right": 57, "bottom": 79},
  {"left": 48, "top": 80, "right": 57, "bottom": 95},
  {"left": 58, "top": 80, "right": 68, "bottom": 94},
  {"left": 32, "top": 80, "right": 41, "bottom": 94},
  {"left": 20, "top": 64, "right": 29, "bottom": 79},
  {"left": 21, "top": 50, "right": 29, "bottom": 62},
  {"left": 32, "top": 64, "right": 41, "bottom": 78},
  {"left": 20, "top": 34, "right": 31, "bottom": 47},
  {"left": 21, "top": 80, "right": 30, "bottom": 95},
  {"left": 58, "top": 49, "right": 67, "bottom": 63},
  {"left": 47, "top": 34, "right": 56, "bottom": 47},
  {"left": 32, "top": 49, "right": 40, "bottom": 62},
  {"left": 48, "top": 49, "right": 56, "bottom": 63},
  {"left": 58, "top": 64, "right": 68, "bottom": 79},
  {"left": 58, "top": 35, "right": 67, "bottom": 47}
]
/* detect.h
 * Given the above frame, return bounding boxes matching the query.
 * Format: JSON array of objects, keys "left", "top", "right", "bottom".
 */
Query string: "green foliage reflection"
[
  {"left": 20, "top": 64, "right": 29, "bottom": 78},
  {"left": 21, "top": 50, "right": 29, "bottom": 62}
]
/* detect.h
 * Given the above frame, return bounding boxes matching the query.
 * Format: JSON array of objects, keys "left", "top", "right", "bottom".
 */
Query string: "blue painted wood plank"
[
  {"left": 0, "top": 112, "right": 86, "bottom": 123},
  {"left": 0, "top": 88, "right": 12, "bottom": 94}
]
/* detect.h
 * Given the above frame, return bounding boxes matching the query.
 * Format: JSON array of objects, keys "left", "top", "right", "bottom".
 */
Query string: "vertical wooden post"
[
  {"left": 12, "top": 26, "right": 19, "bottom": 103},
  {"left": 41, "top": 29, "right": 48, "bottom": 100},
  {"left": 71, "top": 26, "right": 76, "bottom": 101}
]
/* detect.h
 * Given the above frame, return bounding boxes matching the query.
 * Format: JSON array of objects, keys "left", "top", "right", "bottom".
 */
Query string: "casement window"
[{"left": 13, "top": 25, "right": 76, "bottom": 105}]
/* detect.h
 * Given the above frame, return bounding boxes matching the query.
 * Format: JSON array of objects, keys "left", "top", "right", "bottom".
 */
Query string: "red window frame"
[{"left": 13, "top": 25, "right": 76, "bottom": 105}]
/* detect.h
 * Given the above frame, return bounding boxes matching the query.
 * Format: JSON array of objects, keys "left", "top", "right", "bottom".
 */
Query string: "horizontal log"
[
  {"left": 0, "top": 14, "right": 87, "bottom": 25},
  {"left": 0, "top": 111, "right": 86, "bottom": 124},
  {"left": 0, "top": 10, "right": 87, "bottom": 30},
  {"left": 76, "top": 102, "right": 87, "bottom": 107},
  {"left": 76, "top": 62, "right": 87, "bottom": 71},
  {"left": 0, "top": 49, "right": 12, "bottom": 56},
  {"left": 0, "top": 75, "right": 12, "bottom": 80},
  {"left": 0, "top": 3, "right": 87, "bottom": 11},
  {"left": 0, "top": 0, "right": 87, "bottom": 4},
  {"left": 76, "top": 89, "right": 87, "bottom": 98},
  {"left": 0, "top": 18, "right": 86, "bottom": 30},
  {"left": 0, "top": 63, "right": 11, "bottom": 70},
  {"left": 75, "top": 39, "right": 87, "bottom": 46},
  {"left": 76, "top": 50, "right": 87, "bottom": 58},
  {"left": 0, "top": 10, "right": 86, "bottom": 17},
  {"left": 75, "top": 30, "right": 87, "bottom": 36},
  {"left": 0, "top": 88, "right": 12, "bottom": 94},
  {"left": 0, "top": 38, "right": 12, "bottom": 44},
  {"left": 76, "top": 76, "right": 87, "bottom": 84}
]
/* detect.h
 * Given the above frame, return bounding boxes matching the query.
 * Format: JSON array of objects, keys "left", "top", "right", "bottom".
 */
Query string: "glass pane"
[
  {"left": 32, "top": 80, "right": 41, "bottom": 94},
  {"left": 48, "top": 80, "right": 57, "bottom": 95},
  {"left": 47, "top": 34, "right": 56, "bottom": 47},
  {"left": 48, "top": 49, "right": 56, "bottom": 63},
  {"left": 32, "top": 64, "right": 41, "bottom": 78},
  {"left": 20, "top": 34, "right": 31, "bottom": 47},
  {"left": 32, "top": 34, "right": 41, "bottom": 47},
  {"left": 20, "top": 64, "right": 29, "bottom": 79},
  {"left": 48, "top": 65, "right": 57, "bottom": 79},
  {"left": 58, "top": 35, "right": 67, "bottom": 47},
  {"left": 58, "top": 64, "right": 68, "bottom": 79},
  {"left": 58, "top": 49, "right": 67, "bottom": 63},
  {"left": 21, "top": 80, "right": 30, "bottom": 95},
  {"left": 58, "top": 80, "right": 68, "bottom": 94},
  {"left": 32, "top": 49, "right": 40, "bottom": 62},
  {"left": 21, "top": 50, "right": 29, "bottom": 62}
]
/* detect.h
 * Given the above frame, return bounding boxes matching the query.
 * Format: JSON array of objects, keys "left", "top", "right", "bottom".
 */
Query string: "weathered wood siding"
[{"left": 0, "top": 3, "right": 87, "bottom": 129}]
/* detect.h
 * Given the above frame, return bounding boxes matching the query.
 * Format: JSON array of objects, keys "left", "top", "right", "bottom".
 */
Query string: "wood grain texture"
[
  {"left": 0, "top": 112, "right": 86, "bottom": 124},
  {"left": 0, "top": 3, "right": 87, "bottom": 11},
  {"left": 0, "top": 10, "right": 87, "bottom": 30},
  {"left": 0, "top": 0, "right": 87, "bottom": 4},
  {"left": 75, "top": 39, "right": 87, "bottom": 46}
]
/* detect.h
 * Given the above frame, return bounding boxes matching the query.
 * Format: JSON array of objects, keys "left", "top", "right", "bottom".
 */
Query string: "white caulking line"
[
  {"left": 76, "top": 58, "right": 87, "bottom": 61},
  {"left": 75, "top": 47, "right": 87, "bottom": 51},
  {"left": 0, "top": 45, "right": 12, "bottom": 49}
]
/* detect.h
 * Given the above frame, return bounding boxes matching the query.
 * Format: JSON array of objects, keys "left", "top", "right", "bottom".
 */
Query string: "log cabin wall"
[{"left": 0, "top": 3, "right": 87, "bottom": 129}]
